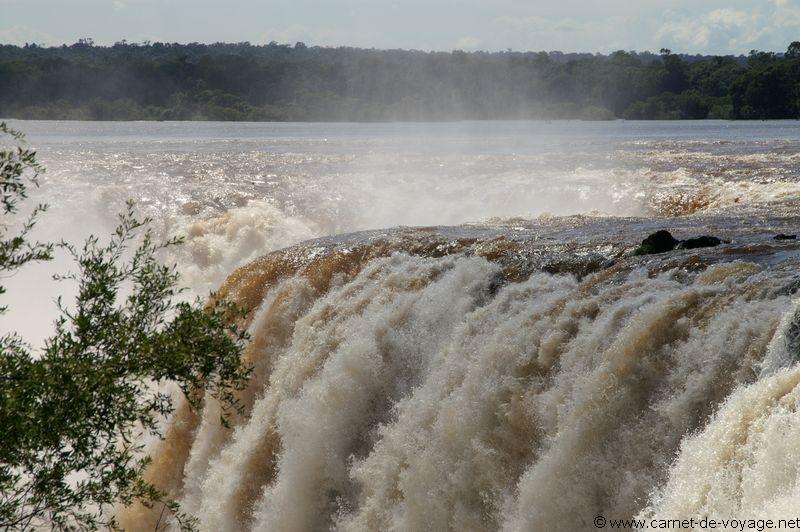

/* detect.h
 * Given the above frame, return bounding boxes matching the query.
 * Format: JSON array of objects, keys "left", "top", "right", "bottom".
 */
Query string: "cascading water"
[
  {"left": 116, "top": 217, "right": 800, "bottom": 531},
  {"left": 6, "top": 120, "right": 800, "bottom": 531}
]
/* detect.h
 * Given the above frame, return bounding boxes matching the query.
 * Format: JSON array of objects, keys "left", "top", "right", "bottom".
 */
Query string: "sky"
[{"left": 0, "top": 0, "right": 798, "bottom": 55}]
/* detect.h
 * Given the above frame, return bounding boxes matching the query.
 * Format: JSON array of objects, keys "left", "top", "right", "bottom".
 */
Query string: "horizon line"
[{"left": 4, "top": 39, "right": 794, "bottom": 58}]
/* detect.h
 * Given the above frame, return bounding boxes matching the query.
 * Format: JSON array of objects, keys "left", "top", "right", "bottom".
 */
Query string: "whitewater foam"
[{"left": 113, "top": 227, "right": 800, "bottom": 531}]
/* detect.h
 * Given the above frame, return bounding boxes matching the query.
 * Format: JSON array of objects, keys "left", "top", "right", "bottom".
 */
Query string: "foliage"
[
  {"left": 0, "top": 123, "right": 251, "bottom": 530},
  {"left": 1, "top": 41, "right": 800, "bottom": 120},
  {"left": 0, "top": 123, "right": 52, "bottom": 303}
]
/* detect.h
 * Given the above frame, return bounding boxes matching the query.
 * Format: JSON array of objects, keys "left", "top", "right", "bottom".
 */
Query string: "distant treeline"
[{"left": 2, "top": 40, "right": 800, "bottom": 121}]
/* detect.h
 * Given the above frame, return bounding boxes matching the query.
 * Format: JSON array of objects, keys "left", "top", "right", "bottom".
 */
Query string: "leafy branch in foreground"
[
  {"left": 0, "top": 122, "right": 52, "bottom": 312},
  {"left": 0, "top": 124, "right": 252, "bottom": 530}
]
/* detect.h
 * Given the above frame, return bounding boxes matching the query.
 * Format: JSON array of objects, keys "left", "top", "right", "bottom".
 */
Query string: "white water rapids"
[{"left": 5, "top": 120, "right": 800, "bottom": 531}]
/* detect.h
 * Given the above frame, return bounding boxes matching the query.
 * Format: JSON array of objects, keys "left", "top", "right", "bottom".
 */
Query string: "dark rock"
[
  {"left": 634, "top": 230, "right": 679, "bottom": 255},
  {"left": 774, "top": 233, "right": 797, "bottom": 240},
  {"left": 678, "top": 236, "right": 722, "bottom": 249}
]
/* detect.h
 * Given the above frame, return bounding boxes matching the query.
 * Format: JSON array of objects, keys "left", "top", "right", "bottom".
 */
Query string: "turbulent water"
[{"left": 6, "top": 120, "right": 800, "bottom": 530}]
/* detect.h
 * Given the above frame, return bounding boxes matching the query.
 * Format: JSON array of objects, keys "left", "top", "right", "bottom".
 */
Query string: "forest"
[{"left": 1, "top": 40, "right": 799, "bottom": 121}]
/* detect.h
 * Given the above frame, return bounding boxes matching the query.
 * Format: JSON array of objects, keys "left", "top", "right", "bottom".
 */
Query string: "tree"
[
  {"left": 2, "top": 41, "right": 800, "bottom": 120},
  {"left": 0, "top": 123, "right": 52, "bottom": 311},
  {"left": 659, "top": 48, "right": 689, "bottom": 93},
  {"left": 0, "top": 123, "right": 252, "bottom": 530}
]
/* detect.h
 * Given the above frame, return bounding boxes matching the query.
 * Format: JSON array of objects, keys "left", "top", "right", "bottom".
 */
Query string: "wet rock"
[
  {"left": 542, "top": 253, "right": 609, "bottom": 278},
  {"left": 678, "top": 236, "right": 722, "bottom": 249},
  {"left": 774, "top": 233, "right": 797, "bottom": 240},
  {"left": 634, "top": 230, "right": 679, "bottom": 255}
]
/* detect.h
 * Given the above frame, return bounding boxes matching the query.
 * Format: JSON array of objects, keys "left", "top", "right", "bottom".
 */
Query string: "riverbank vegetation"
[{"left": 1, "top": 40, "right": 800, "bottom": 121}]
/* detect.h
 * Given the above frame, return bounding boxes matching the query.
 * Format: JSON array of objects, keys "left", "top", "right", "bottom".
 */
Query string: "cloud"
[
  {"left": 454, "top": 36, "right": 481, "bottom": 50},
  {"left": 487, "top": 14, "right": 635, "bottom": 53},
  {"left": 655, "top": 2, "right": 799, "bottom": 53},
  {"left": 656, "top": 9, "right": 758, "bottom": 50},
  {"left": 0, "top": 25, "right": 61, "bottom": 46},
  {"left": 259, "top": 25, "right": 393, "bottom": 49}
]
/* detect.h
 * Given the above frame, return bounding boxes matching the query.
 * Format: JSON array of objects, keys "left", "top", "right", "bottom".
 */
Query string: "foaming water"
[
  {"left": 8, "top": 120, "right": 800, "bottom": 295},
  {"left": 638, "top": 366, "right": 800, "bottom": 522},
  {"left": 115, "top": 223, "right": 800, "bottom": 531},
  {"left": 5, "top": 120, "right": 800, "bottom": 529}
]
